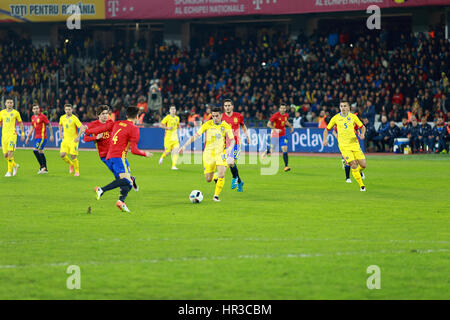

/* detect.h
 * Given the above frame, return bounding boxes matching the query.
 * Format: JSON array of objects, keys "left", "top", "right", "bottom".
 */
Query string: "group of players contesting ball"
[{"left": 1, "top": 96, "right": 367, "bottom": 212}]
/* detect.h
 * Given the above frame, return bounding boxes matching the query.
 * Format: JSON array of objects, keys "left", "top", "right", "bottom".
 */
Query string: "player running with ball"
[
  {"left": 178, "top": 106, "right": 235, "bottom": 202},
  {"left": 323, "top": 101, "right": 367, "bottom": 191}
]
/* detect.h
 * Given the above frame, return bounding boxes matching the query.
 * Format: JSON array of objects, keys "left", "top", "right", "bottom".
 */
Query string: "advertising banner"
[
  {"left": 6, "top": 124, "right": 364, "bottom": 154},
  {"left": 0, "top": 0, "right": 105, "bottom": 22}
]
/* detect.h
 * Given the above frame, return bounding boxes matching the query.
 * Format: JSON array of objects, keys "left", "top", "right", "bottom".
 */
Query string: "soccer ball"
[{"left": 189, "top": 190, "right": 203, "bottom": 203}]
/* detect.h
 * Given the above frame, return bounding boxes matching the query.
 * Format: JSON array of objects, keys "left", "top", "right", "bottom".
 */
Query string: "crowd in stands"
[{"left": 0, "top": 24, "right": 449, "bottom": 152}]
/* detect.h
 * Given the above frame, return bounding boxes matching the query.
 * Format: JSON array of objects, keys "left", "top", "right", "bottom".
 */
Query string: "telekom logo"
[
  {"left": 107, "top": 0, "right": 134, "bottom": 17},
  {"left": 252, "top": 0, "right": 277, "bottom": 11},
  {"left": 107, "top": 0, "right": 119, "bottom": 17}
]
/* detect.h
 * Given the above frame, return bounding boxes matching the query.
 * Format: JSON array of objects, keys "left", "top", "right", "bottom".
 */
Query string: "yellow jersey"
[
  {"left": 326, "top": 112, "right": 363, "bottom": 148},
  {"left": 196, "top": 120, "right": 234, "bottom": 156},
  {"left": 161, "top": 115, "right": 180, "bottom": 141},
  {"left": 59, "top": 114, "right": 82, "bottom": 142},
  {"left": 0, "top": 109, "right": 22, "bottom": 136}
]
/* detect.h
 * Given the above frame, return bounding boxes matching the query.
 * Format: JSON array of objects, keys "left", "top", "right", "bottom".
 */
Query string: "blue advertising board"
[{"left": 4, "top": 125, "right": 365, "bottom": 153}]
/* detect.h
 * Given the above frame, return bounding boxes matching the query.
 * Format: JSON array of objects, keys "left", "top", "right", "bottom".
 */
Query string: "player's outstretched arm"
[
  {"left": 19, "top": 121, "right": 25, "bottom": 142},
  {"left": 85, "top": 122, "right": 113, "bottom": 136},
  {"left": 25, "top": 126, "right": 34, "bottom": 145},
  {"left": 242, "top": 124, "right": 251, "bottom": 144},
  {"left": 323, "top": 128, "right": 329, "bottom": 147},
  {"left": 359, "top": 125, "right": 366, "bottom": 140},
  {"left": 178, "top": 134, "right": 199, "bottom": 153},
  {"left": 286, "top": 120, "right": 294, "bottom": 133},
  {"left": 74, "top": 125, "right": 88, "bottom": 143},
  {"left": 129, "top": 141, "right": 151, "bottom": 157},
  {"left": 58, "top": 124, "right": 63, "bottom": 141},
  {"left": 48, "top": 123, "right": 54, "bottom": 142}
]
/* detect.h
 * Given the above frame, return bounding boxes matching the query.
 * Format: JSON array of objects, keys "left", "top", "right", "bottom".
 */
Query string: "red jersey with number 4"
[
  {"left": 31, "top": 113, "right": 50, "bottom": 139},
  {"left": 85, "top": 120, "right": 146, "bottom": 159},
  {"left": 222, "top": 112, "right": 244, "bottom": 145},
  {"left": 83, "top": 120, "right": 113, "bottom": 158},
  {"left": 270, "top": 112, "right": 289, "bottom": 137}
]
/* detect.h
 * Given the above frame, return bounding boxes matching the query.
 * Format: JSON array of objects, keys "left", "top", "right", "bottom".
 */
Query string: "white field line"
[
  {"left": 0, "top": 248, "right": 449, "bottom": 270},
  {"left": 0, "top": 237, "right": 449, "bottom": 245}
]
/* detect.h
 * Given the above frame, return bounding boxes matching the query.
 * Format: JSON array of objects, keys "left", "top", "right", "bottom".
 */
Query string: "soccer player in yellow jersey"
[
  {"left": 0, "top": 97, "right": 25, "bottom": 177},
  {"left": 159, "top": 105, "right": 180, "bottom": 170},
  {"left": 58, "top": 104, "right": 82, "bottom": 176},
  {"left": 323, "top": 101, "right": 367, "bottom": 191},
  {"left": 178, "top": 106, "right": 235, "bottom": 202}
]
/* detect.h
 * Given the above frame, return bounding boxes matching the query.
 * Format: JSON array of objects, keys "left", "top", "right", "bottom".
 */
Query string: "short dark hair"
[
  {"left": 279, "top": 101, "right": 287, "bottom": 107},
  {"left": 340, "top": 100, "right": 350, "bottom": 105},
  {"left": 223, "top": 99, "right": 233, "bottom": 106},
  {"left": 96, "top": 105, "right": 110, "bottom": 116},
  {"left": 126, "top": 106, "right": 139, "bottom": 119},
  {"left": 64, "top": 103, "right": 72, "bottom": 109},
  {"left": 32, "top": 102, "right": 40, "bottom": 108},
  {"left": 211, "top": 106, "right": 222, "bottom": 113},
  {"left": 5, "top": 96, "right": 14, "bottom": 102}
]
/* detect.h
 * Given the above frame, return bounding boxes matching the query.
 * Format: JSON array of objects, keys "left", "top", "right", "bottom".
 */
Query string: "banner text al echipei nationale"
[{"left": 0, "top": 0, "right": 105, "bottom": 22}]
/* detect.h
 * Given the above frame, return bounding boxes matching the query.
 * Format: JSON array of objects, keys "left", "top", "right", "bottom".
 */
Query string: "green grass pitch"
[{"left": 0, "top": 149, "right": 449, "bottom": 299}]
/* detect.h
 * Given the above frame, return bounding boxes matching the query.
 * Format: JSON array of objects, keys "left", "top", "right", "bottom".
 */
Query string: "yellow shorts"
[
  {"left": 60, "top": 139, "right": 79, "bottom": 155},
  {"left": 340, "top": 144, "right": 365, "bottom": 164},
  {"left": 164, "top": 139, "right": 179, "bottom": 152},
  {"left": 203, "top": 152, "right": 227, "bottom": 174},
  {"left": 2, "top": 134, "right": 17, "bottom": 154}
]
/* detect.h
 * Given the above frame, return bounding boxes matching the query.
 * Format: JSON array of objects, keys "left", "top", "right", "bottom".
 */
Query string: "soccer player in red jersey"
[
  {"left": 261, "top": 103, "right": 294, "bottom": 172},
  {"left": 25, "top": 103, "right": 54, "bottom": 174},
  {"left": 221, "top": 99, "right": 250, "bottom": 192},
  {"left": 81, "top": 106, "right": 152, "bottom": 212},
  {"left": 76, "top": 105, "right": 139, "bottom": 190}
]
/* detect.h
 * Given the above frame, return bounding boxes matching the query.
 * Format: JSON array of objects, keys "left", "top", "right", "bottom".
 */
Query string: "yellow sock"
[
  {"left": 7, "top": 157, "right": 13, "bottom": 173},
  {"left": 214, "top": 177, "right": 225, "bottom": 197},
  {"left": 352, "top": 168, "right": 364, "bottom": 187},
  {"left": 357, "top": 164, "right": 364, "bottom": 172},
  {"left": 161, "top": 152, "right": 167, "bottom": 159},
  {"left": 73, "top": 158, "right": 79, "bottom": 173},
  {"left": 213, "top": 172, "right": 218, "bottom": 181},
  {"left": 172, "top": 153, "right": 179, "bottom": 167},
  {"left": 63, "top": 155, "right": 73, "bottom": 166},
  {"left": 10, "top": 157, "right": 16, "bottom": 168}
]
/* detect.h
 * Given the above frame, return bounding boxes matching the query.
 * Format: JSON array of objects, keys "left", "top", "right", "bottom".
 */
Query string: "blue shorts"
[
  {"left": 232, "top": 144, "right": 241, "bottom": 161},
  {"left": 34, "top": 139, "right": 47, "bottom": 151},
  {"left": 271, "top": 136, "right": 288, "bottom": 151},
  {"left": 101, "top": 157, "right": 119, "bottom": 179},
  {"left": 107, "top": 157, "right": 131, "bottom": 177}
]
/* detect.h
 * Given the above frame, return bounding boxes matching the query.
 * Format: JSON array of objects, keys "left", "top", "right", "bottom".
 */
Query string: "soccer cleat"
[
  {"left": 284, "top": 166, "right": 291, "bottom": 172},
  {"left": 13, "top": 164, "right": 19, "bottom": 176},
  {"left": 5, "top": 172, "right": 11, "bottom": 177},
  {"left": 159, "top": 157, "right": 163, "bottom": 165},
  {"left": 131, "top": 176, "right": 139, "bottom": 192},
  {"left": 346, "top": 179, "right": 352, "bottom": 183},
  {"left": 74, "top": 172, "right": 80, "bottom": 177},
  {"left": 361, "top": 171, "right": 365, "bottom": 180},
  {"left": 69, "top": 165, "right": 74, "bottom": 174},
  {"left": 95, "top": 187, "right": 104, "bottom": 200},
  {"left": 360, "top": 186, "right": 366, "bottom": 192},
  {"left": 171, "top": 166, "right": 179, "bottom": 170},
  {"left": 116, "top": 200, "right": 130, "bottom": 213},
  {"left": 231, "top": 177, "right": 238, "bottom": 190},
  {"left": 213, "top": 195, "right": 220, "bottom": 202},
  {"left": 41, "top": 169, "right": 48, "bottom": 174},
  {"left": 237, "top": 181, "right": 244, "bottom": 192}
]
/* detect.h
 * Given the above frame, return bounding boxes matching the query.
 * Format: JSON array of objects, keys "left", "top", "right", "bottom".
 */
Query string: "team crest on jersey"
[
  {"left": 347, "top": 117, "right": 351, "bottom": 121},
  {"left": 234, "top": 118, "right": 238, "bottom": 123},
  {"left": 221, "top": 127, "right": 225, "bottom": 132},
  {"left": 37, "top": 118, "right": 40, "bottom": 123},
  {"left": 69, "top": 119, "right": 72, "bottom": 123}
]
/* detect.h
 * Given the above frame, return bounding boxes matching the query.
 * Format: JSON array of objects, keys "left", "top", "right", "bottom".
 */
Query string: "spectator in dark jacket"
[
  {"left": 407, "top": 117, "right": 421, "bottom": 153},
  {"left": 362, "top": 101, "right": 376, "bottom": 124},
  {"left": 363, "top": 117, "right": 377, "bottom": 152},
  {"left": 385, "top": 121, "right": 401, "bottom": 152},
  {"left": 372, "top": 115, "right": 389, "bottom": 152},
  {"left": 399, "top": 117, "right": 411, "bottom": 138},
  {"left": 432, "top": 117, "right": 447, "bottom": 153},
  {"left": 418, "top": 118, "right": 433, "bottom": 153}
]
